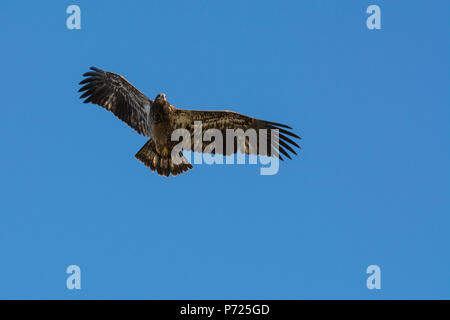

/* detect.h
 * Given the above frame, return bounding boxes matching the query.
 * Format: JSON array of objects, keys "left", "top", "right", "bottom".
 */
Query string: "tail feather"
[{"left": 135, "top": 140, "right": 193, "bottom": 177}]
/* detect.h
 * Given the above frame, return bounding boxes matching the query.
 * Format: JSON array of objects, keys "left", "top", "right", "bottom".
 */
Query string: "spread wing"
[
  {"left": 173, "top": 109, "right": 301, "bottom": 160},
  {"left": 78, "top": 67, "right": 152, "bottom": 136}
]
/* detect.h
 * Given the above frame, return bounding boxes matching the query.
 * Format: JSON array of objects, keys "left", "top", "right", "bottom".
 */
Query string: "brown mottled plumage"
[{"left": 78, "top": 67, "right": 301, "bottom": 177}]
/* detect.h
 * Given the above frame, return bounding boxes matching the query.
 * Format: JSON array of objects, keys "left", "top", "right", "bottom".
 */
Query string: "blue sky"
[{"left": 0, "top": 1, "right": 449, "bottom": 299}]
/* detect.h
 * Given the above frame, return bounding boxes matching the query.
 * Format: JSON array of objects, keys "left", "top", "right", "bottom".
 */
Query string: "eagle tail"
[{"left": 135, "top": 140, "right": 193, "bottom": 177}]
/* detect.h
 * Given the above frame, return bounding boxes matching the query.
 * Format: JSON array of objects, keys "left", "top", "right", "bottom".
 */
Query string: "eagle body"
[
  {"left": 79, "top": 67, "right": 301, "bottom": 177},
  {"left": 149, "top": 96, "right": 176, "bottom": 156}
]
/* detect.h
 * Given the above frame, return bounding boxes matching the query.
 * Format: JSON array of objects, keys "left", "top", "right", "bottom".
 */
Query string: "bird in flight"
[{"left": 78, "top": 67, "right": 301, "bottom": 177}]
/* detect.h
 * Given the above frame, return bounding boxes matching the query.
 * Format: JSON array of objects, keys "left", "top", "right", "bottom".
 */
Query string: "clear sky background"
[{"left": 0, "top": 1, "right": 449, "bottom": 299}]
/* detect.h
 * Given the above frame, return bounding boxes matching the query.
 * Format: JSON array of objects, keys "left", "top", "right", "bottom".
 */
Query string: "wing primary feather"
[
  {"left": 278, "top": 139, "right": 297, "bottom": 156},
  {"left": 263, "top": 120, "right": 292, "bottom": 129},
  {"left": 267, "top": 126, "right": 301, "bottom": 139},
  {"left": 80, "top": 90, "right": 94, "bottom": 99},
  {"left": 78, "top": 84, "right": 93, "bottom": 92},
  {"left": 276, "top": 144, "right": 292, "bottom": 160},
  {"left": 279, "top": 133, "right": 300, "bottom": 148},
  {"left": 82, "top": 71, "right": 99, "bottom": 77}
]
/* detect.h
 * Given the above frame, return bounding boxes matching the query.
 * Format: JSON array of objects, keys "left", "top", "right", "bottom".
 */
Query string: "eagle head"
[{"left": 155, "top": 93, "right": 167, "bottom": 102}]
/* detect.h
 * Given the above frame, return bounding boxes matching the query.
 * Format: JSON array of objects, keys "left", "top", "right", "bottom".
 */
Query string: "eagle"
[{"left": 78, "top": 67, "right": 301, "bottom": 177}]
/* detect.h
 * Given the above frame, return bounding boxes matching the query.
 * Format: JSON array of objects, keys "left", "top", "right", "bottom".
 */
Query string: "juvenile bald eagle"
[{"left": 78, "top": 67, "right": 301, "bottom": 177}]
